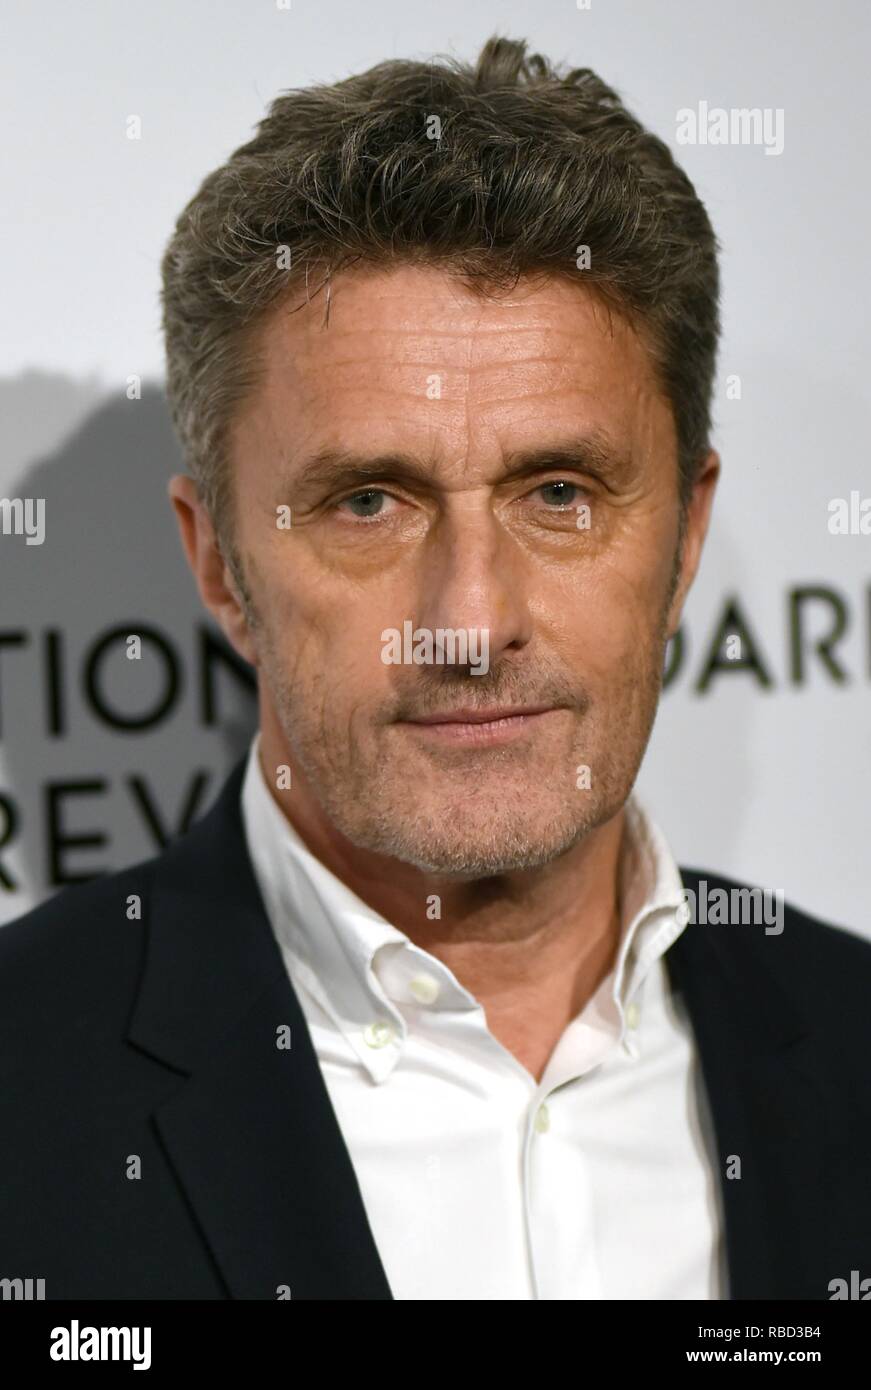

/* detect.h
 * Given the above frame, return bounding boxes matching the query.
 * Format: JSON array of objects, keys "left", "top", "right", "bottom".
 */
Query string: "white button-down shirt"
[{"left": 241, "top": 733, "right": 726, "bottom": 1299}]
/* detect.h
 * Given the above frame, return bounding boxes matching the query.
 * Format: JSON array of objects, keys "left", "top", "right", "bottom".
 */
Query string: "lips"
[
  {"left": 404, "top": 704, "right": 556, "bottom": 726},
  {"left": 397, "top": 704, "right": 562, "bottom": 748}
]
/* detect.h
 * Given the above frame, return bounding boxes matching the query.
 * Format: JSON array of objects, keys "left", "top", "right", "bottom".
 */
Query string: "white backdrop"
[{"left": 1, "top": 0, "right": 868, "bottom": 935}]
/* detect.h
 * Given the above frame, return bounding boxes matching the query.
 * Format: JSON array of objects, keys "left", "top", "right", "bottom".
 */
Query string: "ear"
[
  {"left": 665, "top": 449, "right": 720, "bottom": 639},
  {"left": 167, "top": 474, "right": 260, "bottom": 667}
]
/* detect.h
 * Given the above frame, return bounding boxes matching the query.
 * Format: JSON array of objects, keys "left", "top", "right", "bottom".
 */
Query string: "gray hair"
[{"left": 161, "top": 33, "right": 720, "bottom": 549}]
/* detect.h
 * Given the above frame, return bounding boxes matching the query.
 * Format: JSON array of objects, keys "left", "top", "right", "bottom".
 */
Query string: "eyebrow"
[{"left": 282, "top": 431, "right": 634, "bottom": 498}]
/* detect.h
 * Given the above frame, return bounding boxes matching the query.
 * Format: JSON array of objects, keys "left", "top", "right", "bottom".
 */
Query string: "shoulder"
[
  {"left": 0, "top": 755, "right": 247, "bottom": 996},
  {"left": 677, "top": 862, "right": 871, "bottom": 999},
  {"left": 0, "top": 852, "right": 162, "bottom": 1033}
]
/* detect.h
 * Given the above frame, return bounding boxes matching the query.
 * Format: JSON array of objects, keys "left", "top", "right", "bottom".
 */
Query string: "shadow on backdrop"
[{"left": 0, "top": 373, "right": 257, "bottom": 921}]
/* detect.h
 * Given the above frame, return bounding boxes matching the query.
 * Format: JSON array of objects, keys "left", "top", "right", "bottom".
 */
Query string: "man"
[{"left": 1, "top": 34, "right": 869, "bottom": 1301}]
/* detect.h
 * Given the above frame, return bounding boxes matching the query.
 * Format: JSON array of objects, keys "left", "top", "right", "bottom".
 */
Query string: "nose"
[{"left": 412, "top": 497, "right": 534, "bottom": 667}]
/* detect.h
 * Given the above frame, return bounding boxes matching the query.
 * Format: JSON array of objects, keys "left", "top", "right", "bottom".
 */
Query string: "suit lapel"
[
  {"left": 667, "top": 869, "right": 835, "bottom": 1299},
  {"left": 126, "top": 759, "right": 835, "bottom": 1300},
  {"left": 126, "top": 757, "right": 393, "bottom": 1300}
]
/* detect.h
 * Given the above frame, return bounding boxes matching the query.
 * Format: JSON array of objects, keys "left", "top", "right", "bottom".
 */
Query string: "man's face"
[{"left": 222, "top": 264, "right": 708, "bottom": 876}]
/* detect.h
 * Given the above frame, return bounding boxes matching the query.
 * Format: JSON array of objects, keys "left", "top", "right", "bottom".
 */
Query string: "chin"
[{"left": 352, "top": 802, "right": 595, "bottom": 877}]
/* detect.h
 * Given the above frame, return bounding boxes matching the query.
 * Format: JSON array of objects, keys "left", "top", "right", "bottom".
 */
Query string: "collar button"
[
  {"left": 408, "top": 972, "right": 440, "bottom": 1005},
  {"left": 363, "top": 1020, "right": 395, "bottom": 1049}
]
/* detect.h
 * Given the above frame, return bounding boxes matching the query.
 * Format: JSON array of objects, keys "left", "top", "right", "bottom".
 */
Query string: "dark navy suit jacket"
[{"left": 1, "top": 756, "right": 869, "bottom": 1299}]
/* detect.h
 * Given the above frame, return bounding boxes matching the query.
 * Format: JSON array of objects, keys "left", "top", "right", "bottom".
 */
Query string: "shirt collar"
[
  {"left": 241, "top": 734, "right": 409, "bottom": 1079},
  {"left": 607, "top": 792, "right": 688, "bottom": 1059},
  {"left": 241, "top": 733, "right": 687, "bottom": 1079}
]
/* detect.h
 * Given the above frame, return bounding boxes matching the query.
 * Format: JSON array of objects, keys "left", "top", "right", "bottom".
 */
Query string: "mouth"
[{"left": 397, "top": 704, "right": 561, "bottom": 746}]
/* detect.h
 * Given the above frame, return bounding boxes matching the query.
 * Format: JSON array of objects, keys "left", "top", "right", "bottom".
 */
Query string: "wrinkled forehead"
[
  {"left": 232, "top": 263, "right": 676, "bottom": 483},
  {"left": 258, "top": 262, "right": 656, "bottom": 377}
]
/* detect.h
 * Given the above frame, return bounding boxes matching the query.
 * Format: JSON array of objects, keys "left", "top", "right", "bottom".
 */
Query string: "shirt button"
[
  {"left": 363, "top": 1020, "right": 395, "bottom": 1049},
  {"left": 534, "top": 1103, "right": 550, "bottom": 1133},
  {"left": 626, "top": 1002, "right": 640, "bottom": 1030},
  {"left": 408, "top": 972, "right": 440, "bottom": 1005}
]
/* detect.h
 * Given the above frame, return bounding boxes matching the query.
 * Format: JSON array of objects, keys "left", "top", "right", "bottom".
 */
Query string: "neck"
[{"left": 256, "top": 728, "right": 628, "bottom": 1082}]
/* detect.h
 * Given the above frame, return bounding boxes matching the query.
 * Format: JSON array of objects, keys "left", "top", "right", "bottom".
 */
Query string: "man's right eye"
[{"left": 336, "top": 489, "right": 391, "bottom": 519}]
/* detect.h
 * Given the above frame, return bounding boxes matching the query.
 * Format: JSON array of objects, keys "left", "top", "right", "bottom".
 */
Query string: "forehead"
[{"left": 237, "top": 263, "right": 675, "bottom": 467}]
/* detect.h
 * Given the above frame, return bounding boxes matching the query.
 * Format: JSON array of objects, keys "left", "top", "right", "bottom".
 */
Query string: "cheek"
[
  {"left": 260, "top": 565, "right": 404, "bottom": 698},
  {"left": 568, "top": 610, "right": 654, "bottom": 694},
  {"left": 542, "top": 540, "right": 669, "bottom": 669}
]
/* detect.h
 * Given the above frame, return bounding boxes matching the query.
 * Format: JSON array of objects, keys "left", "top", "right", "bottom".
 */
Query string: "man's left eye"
[{"left": 537, "top": 480, "right": 580, "bottom": 507}]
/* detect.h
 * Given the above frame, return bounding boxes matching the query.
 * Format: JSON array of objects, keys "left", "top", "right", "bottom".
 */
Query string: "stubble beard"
[{"left": 225, "top": 526, "right": 682, "bottom": 878}]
